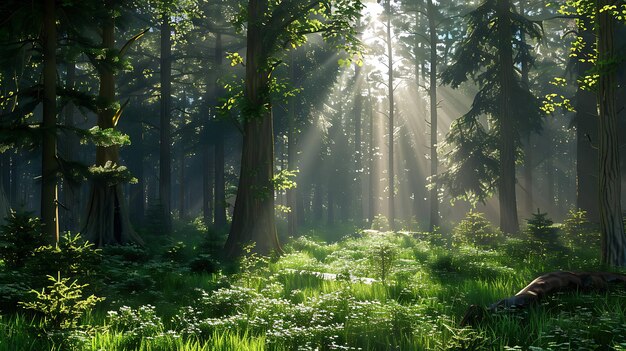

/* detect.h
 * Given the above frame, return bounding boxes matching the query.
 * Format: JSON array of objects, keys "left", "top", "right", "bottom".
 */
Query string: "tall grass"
[{"left": 1, "top": 221, "right": 624, "bottom": 350}]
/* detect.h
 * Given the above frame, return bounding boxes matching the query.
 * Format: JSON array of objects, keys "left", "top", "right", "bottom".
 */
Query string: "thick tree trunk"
[
  {"left": 160, "top": 14, "right": 173, "bottom": 233},
  {"left": 41, "top": 0, "right": 59, "bottom": 244},
  {"left": 225, "top": 0, "right": 281, "bottom": 256},
  {"left": 597, "top": 1, "right": 626, "bottom": 266},
  {"left": 496, "top": 0, "right": 519, "bottom": 233},
  {"left": 427, "top": 0, "right": 439, "bottom": 231},
  {"left": 83, "top": 15, "right": 143, "bottom": 247},
  {"left": 385, "top": 0, "right": 396, "bottom": 230}
]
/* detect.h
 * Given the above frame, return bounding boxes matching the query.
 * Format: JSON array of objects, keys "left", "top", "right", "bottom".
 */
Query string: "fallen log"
[{"left": 460, "top": 271, "right": 626, "bottom": 326}]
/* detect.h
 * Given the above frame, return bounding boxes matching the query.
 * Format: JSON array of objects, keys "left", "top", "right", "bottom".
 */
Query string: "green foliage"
[
  {"left": 440, "top": 0, "right": 544, "bottom": 203},
  {"left": 88, "top": 161, "right": 137, "bottom": 186},
  {"left": 19, "top": 275, "right": 103, "bottom": 333},
  {"left": 106, "top": 305, "right": 165, "bottom": 349},
  {"left": 27, "top": 233, "right": 103, "bottom": 281},
  {"left": 0, "top": 211, "right": 46, "bottom": 269},
  {"left": 525, "top": 209, "right": 559, "bottom": 245},
  {"left": 368, "top": 241, "right": 397, "bottom": 284},
  {"left": 371, "top": 214, "right": 391, "bottom": 231},
  {"left": 163, "top": 241, "right": 188, "bottom": 263},
  {"left": 562, "top": 209, "right": 599, "bottom": 249},
  {"left": 79, "top": 126, "right": 131, "bottom": 148},
  {"left": 452, "top": 211, "right": 503, "bottom": 248}
]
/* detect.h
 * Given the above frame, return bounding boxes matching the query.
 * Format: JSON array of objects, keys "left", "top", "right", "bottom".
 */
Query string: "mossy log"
[{"left": 461, "top": 271, "right": 626, "bottom": 326}]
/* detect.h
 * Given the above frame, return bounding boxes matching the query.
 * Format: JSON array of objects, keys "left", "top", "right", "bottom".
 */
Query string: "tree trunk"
[
  {"left": 41, "top": 0, "right": 59, "bottom": 244},
  {"left": 520, "top": 0, "right": 534, "bottom": 218},
  {"left": 213, "top": 33, "right": 228, "bottom": 231},
  {"left": 522, "top": 136, "right": 534, "bottom": 216},
  {"left": 354, "top": 63, "right": 363, "bottom": 224},
  {"left": 597, "top": 0, "right": 626, "bottom": 266},
  {"left": 179, "top": 146, "right": 186, "bottom": 220},
  {"left": 83, "top": 14, "right": 143, "bottom": 247},
  {"left": 61, "top": 62, "right": 82, "bottom": 232},
  {"left": 287, "top": 56, "right": 299, "bottom": 236},
  {"left": 214, "top": 132, "right": 227, "bottom": 229},
  {"left": 427, "top": 0, "right": 439, "bottom": 231},
  {"left": 496, "top": 0, "right": 519, "bottom": 233},
  {"left": 159, "top": 13, "right": 173, "bottom": 233},
  {"left": 368, "top": 88, "right": 377, "bottom": 224},
  {"left": 385, "top": 0, "right": 396, "bottom": 231},
  {"left": 128, "top": 119, "right": 145, "bottom": 226},
  {"left": 203, "top": 143, "right": 214, "bottom": 227},
  {"left": 225, "top": 0, "right": 281, "bottom": 256},
  {"left": 576, "top": 21, "right": 600, "bottom": 222},
  {"left": 0, "top": 159, "right": 9, "bottom": 225}
]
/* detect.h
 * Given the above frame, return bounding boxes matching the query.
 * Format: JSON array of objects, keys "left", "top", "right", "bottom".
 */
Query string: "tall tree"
[
  {"left": 426, "top": 0, "right": 439, "bottom": 231},
  {"left": 160, "top": 11, "right": 173, "bottom": 233},
  {"left": 224, "top": 0, "right": 362, "bottom": 255},
  {"left": 596, "top": 0, "right": 625, "bottom": 266},
  {"left": 384, "top": 0, "right": 396, "bottom": 230},
  {"left": 441, "top": 0, "right": 542, "bottom": 233},
  {"left": 83, "top": 4, "right": 143, "bottom": 246},
  {"left": 41, "top": 0, "right": 59, "bottom": 244},
  {"left": 575, "top": 18, "right": 599, "bottom": 222}
]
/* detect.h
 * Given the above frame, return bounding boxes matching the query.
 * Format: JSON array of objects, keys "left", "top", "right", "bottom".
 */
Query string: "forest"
[{"left": 1, "top": 0, "right": 626, "bottom": 349}]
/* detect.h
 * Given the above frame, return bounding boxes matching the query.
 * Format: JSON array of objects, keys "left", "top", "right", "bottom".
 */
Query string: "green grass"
[{"left": 1, "top": 224, "right": 625, "bottom": 350}]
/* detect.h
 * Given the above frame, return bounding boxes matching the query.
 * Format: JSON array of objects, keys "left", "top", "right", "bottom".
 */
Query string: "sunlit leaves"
[
  {"left": 80, "top": 127, "right": 131, "bottom": 148},
  {"left": 227, "top": 52, "right": 245, "bottom": 67}
]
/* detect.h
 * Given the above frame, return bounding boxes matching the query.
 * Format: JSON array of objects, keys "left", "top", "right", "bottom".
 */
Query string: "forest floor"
[{"left": 1, "top": 217, "right": 626, "bottom": 350}]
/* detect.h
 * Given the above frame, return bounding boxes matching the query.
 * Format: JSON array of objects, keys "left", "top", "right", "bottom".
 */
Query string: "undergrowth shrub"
[
  {"left": 452, "top": 211, "right": 503, "bottom": 248},
  {"left": 525, "top": 210, "right": 562, "bottom": 254},
  {"left": 19, "top": 275, "right": 103, "bottom": 333},
  {"left": 368, "top": 241, "right": 398, "bottom": 284},
  {"left": 371, "top": 214, "right": 390, "bottom": 232},
  {"left": 27, "top": 233, "right": 102, "bottom": 282},
  {"left": 562, "top": 209, "right": 599, "bottom": 249},
  {"left": 0, "top": 211, "right": 46, "bottom": 269},
  {"left": 107, "top": 305, "right": 165, "bottom": 349}
]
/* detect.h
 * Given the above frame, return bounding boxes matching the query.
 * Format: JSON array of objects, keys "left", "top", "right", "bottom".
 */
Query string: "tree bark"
[
  {"left": 496, "top": 0, "right": 519, "bottom": 233},
  {"left": 427, "top": 0, "right": 439, "bottom": 231},
  {"left": 597, "top": 0, "right": 626, "bottom": 266},
  {"left": 159, "top": 13, "right": 173, "bottom": 233},
  {"left": 41, "top": 0, "right": 59, "bottom": 244},
  {"left": 224, "top": 0, "right": 281, "bottom": 256}
]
